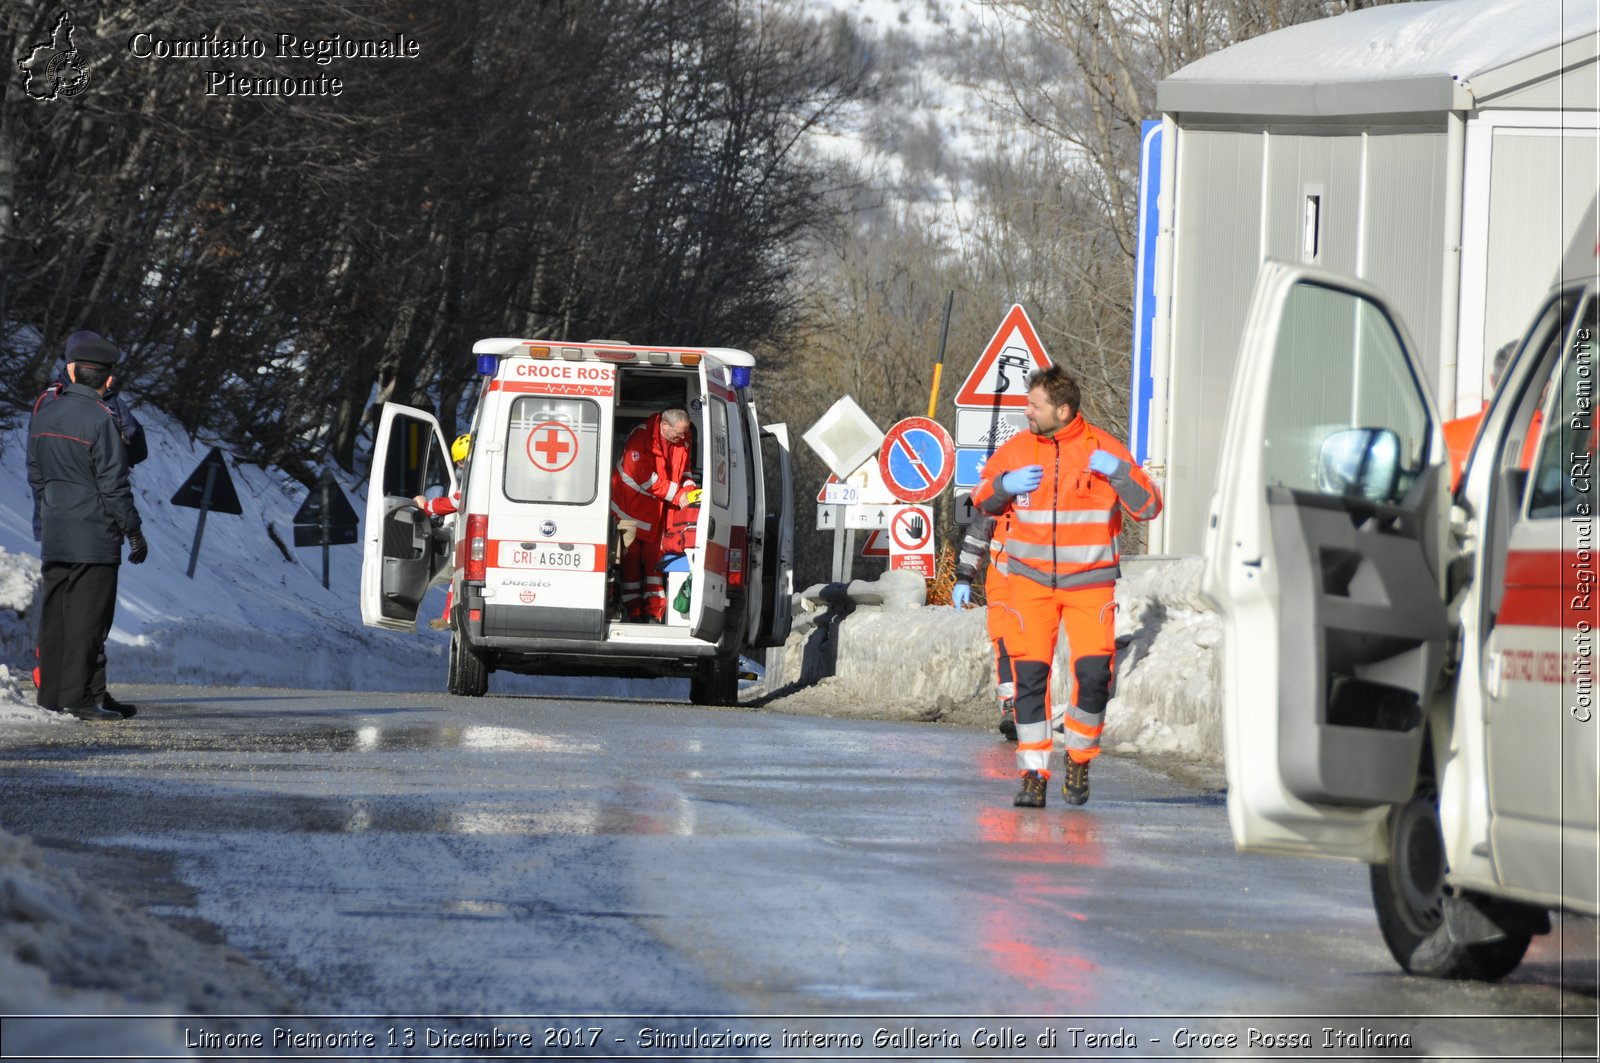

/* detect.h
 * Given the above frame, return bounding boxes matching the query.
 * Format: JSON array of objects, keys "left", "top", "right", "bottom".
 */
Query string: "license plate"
[{"left": 497, "top": 542, "right": 596, "bottom": 571}]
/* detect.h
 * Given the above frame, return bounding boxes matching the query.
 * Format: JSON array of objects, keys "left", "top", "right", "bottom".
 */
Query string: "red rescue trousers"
[
  {"left": 1007, "top": 579, "right": 1116, "bottom": 778},
  {"left": 620, "top": 537, "right": 668, "bottom": 621}
]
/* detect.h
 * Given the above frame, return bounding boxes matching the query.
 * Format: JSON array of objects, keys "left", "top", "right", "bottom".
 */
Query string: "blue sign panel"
[
  {"left": 954, "top": 447, "right": 992, "bottom": 489},
  {"left": 1129, "top": 119, "right": 1162, "bottom": 464}
]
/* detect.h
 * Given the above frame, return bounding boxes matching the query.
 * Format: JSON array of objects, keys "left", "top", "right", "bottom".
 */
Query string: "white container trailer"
[{"left": 1145, "top": 0, "right": 1597, "bottom": 554}]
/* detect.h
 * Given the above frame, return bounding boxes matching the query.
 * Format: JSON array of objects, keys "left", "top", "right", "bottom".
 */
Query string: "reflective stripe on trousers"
[{"left": 1008, "top": 580, "right": 1116, "bottom": 772}]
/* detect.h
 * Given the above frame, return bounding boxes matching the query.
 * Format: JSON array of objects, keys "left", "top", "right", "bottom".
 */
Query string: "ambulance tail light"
[
  {"left": 466, "top": 514, "right": 488, "bottom": 582},
  {"left": 728, "top": 526, "right": 746, "bottom": 588}
]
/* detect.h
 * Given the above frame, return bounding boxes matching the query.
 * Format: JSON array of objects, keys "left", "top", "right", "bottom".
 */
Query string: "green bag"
[{"left": 673, "top": 572, "right": 693, "bottom": 615}]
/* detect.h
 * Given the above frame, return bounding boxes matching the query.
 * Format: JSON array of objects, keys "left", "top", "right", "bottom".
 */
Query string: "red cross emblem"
[{"left": 526, "top": 421, "right": 579, "bottom": 472}]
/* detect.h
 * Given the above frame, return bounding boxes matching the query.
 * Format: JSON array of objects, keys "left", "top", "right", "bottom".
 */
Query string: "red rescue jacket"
[{"left": 610, "top": 413, "right": 695, "bottom": 542}]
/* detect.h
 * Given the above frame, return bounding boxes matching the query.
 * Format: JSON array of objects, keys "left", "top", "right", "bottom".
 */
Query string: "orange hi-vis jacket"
[
  {"left": 610, "top": 413, "right": 696, "bottom": 543},
  {"left": 971, "top": 414, "right": 1161, "bottom": 590}
]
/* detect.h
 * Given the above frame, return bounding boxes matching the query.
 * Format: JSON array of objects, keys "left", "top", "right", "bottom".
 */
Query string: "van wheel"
[
  {"left": 448, "top": 629, "right": 489, "bottom": 698},
  {"left": 689, "top": 655, "right": 738, "bottom": 707},
  {"left": 1369, "top": 776, "right": 1531, "bottom": 980}
]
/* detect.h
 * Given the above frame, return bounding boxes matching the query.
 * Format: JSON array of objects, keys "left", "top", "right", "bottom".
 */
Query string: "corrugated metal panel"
[
  {"left": 1362, "top": 133, "right": 1448, "bottom": 391},
  {"left": 1166, "top": 129, "right": 1264, "bottom": 555},
  {"left": 1484, "top": 130, "right": 1599, "bottom": 367},
  {"left": 1262, "top": 133, "right": 1364, "bottom": 276}
]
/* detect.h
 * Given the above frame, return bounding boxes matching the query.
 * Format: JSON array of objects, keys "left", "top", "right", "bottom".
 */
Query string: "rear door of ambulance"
[
  {"left": 360, "top": 404, "right": 457, "bottom": 632},
  {"left": 685, "top": 359, "right": 739, "bottom": 644},
  {"left": 478, "top": 352, "right": 615, "bottom": 642}
]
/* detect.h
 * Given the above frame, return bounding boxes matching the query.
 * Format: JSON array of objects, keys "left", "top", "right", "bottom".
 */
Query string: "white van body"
[
  {"left": 1202, "top": 254, "right": 1598, "bottom": 981},
  {"left": 360, "top": 339, "right": 794, "bottom": 705}
]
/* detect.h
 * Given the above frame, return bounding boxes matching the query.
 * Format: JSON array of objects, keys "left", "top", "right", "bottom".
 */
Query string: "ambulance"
[
  {"left": 1203, "top": 239, "right": 1598, "bottom": 979},
  {"left": 359, "top": 339, "right": 795, "bottom": 705}
]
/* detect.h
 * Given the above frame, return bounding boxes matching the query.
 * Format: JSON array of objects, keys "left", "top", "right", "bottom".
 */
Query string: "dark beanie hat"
[{"left": 66, "top": 330, "right": 121, "bottom": 366}]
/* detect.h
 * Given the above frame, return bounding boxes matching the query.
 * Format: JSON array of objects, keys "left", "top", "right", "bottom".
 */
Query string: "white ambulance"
[
  {"left": 359, "top": 339, "right": 795, "bottom": 705},
  {"left": 1203, "top": 247, "right": 1598, "bottom": 980}
]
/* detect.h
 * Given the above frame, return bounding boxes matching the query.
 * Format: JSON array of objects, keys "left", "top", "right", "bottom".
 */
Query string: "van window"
[
  {"left": 505, "top": 396, "right": 601, "bottom": 505},
  {"left": 1260, "top": 280, "right": 1431, "bottom": 503},
  {"left": 1526, "top": 296, "right": 1597, "bottom": 520},
  {"left": 384, "top": 417, "right": 450, "bottom": 500},
  {"left": 709, "top": 398, "right": 731, "bottom": 509}
]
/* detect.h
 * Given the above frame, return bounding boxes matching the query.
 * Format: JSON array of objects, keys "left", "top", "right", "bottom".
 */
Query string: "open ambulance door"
[
  {"left": 688, "top": 365, "right": 738, "bottom": 644},
  {"left": 1201, "top": 262, "right": 1455, "bottom": 862},
  {"left": 754, "top": 421, "right": 794, "bottom": 647},
  {"left": 360, "top": 403, "right": 459, "bottom": 632}
]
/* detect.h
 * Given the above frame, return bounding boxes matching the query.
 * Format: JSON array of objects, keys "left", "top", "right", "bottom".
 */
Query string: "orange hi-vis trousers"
[
  {"left": 986, "top": 573, "right": 1020, "bottom": 705},
  {"left": 1008, "top": 578, "right": 1116, "bottom": 778}
]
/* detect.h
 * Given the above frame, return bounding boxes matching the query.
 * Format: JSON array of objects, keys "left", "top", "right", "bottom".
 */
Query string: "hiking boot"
[
  {"left": 101, "top": 694, "right": 137, "bottom": 718},
  {"left": 1013, "top": 771, "right": 1046, "bottom": 808},
  {"left": 67, "top": 704, "right": 122, "bottom": 722},
  {"left": 1062, "top": 758, "right": 1091, "bottom": 806},
  {"left": 997, "top": 699, "right": 1017, "bottom": 741}
]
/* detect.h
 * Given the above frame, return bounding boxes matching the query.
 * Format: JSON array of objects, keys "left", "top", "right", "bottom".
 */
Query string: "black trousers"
[{"left": 37, "top": 561, "right": 119, "bottom": 712}]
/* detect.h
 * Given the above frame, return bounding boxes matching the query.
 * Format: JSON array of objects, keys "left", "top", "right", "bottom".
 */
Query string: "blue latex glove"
[
  {"left": 1088, "top": 449, "right": 1124, "bottom": 477},
  {"left": 951, "top": 582, "right": 971, "bottom": 608},
  {"left": 1000, "top": 465, "right": 1044, "bottom": 494}
]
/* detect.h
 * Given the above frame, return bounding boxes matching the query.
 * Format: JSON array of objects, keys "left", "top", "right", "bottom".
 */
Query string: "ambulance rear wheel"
[
  {"left": 448, "top": 629, "right": 489, "bottom": 698},
  {"left": 689, "top": 654, "right": 738, "bottom": 707},
  {"left": 1369, "top": 774, "right": 1531, "bottom": 980}
]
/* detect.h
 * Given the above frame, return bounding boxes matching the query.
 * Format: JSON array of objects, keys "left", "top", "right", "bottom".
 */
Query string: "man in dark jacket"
[
  {"left": 27, "top": 332, "right": 148, "bottom": 721},
  {"left": 31, "top": 332, "right": 149, "bottom": 714}
]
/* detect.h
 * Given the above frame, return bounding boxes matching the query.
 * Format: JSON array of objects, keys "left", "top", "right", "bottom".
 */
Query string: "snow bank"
[
  {"left": 0, "top": 826, "right": 289, "bottom": 1057},
  {"left": 760, "top": 559, "right": 1224, "bottom": 762}
]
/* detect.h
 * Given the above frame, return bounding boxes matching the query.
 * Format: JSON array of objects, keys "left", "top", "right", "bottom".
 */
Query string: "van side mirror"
[{"left": 1317, "top": 427, "right": 1401, "bottom": 501}]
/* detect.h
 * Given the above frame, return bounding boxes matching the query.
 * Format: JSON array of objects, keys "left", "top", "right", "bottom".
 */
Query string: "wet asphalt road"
[{"left": 0, "top": 683, "right": 1594, "bottom": 1060}]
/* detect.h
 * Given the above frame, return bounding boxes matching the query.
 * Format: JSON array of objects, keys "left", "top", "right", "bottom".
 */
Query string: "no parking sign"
[{"left": 879, "top": 417, "right": 954, "bottom": 504}]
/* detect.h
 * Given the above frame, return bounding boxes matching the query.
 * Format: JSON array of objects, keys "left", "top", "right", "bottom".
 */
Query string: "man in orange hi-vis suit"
[{"left": 971, "top": 365, "right": 1162, "bottom": 809}]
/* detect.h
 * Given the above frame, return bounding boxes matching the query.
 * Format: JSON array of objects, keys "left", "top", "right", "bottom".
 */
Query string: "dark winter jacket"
[
  {"left": 30, "top": 373, "right": 146, "bottom": 540},
  {"left": 27, "top": 382, "right": 142, "bottom": 564}
]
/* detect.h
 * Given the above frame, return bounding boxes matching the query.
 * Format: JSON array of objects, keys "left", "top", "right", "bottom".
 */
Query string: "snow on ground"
[{"left": 0, "top": 390, "right": 1221, "bottom": 1027}]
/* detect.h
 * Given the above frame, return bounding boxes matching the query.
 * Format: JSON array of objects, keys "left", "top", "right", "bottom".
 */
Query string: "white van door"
[
  {"left": 688, "top": 367, "right": 737, "bottom": 643},
  {"left": 755, "top": 421, "right": 794, "bottom": 646},
  {"left": 360, "top": 403, "right": 458, "bottom": 633},
  {"left": 1201, "top": 262, "right": 1455, "bottom": 862}
]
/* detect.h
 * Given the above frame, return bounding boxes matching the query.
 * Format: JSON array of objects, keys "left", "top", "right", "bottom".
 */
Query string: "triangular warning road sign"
[
  {"left": 954, "top": 304, "right": 1054, "bottom": 408},
  {"left": 860, "top": 528, "right": 889, "bottom": 557},
  {"left": 170, "top": 447, "right": 243, "bottom": 515}
]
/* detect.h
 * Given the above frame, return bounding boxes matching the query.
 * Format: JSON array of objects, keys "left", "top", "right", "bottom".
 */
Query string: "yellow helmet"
[{"left": 450, "top": 433, "right": 471, "bottom": 464}]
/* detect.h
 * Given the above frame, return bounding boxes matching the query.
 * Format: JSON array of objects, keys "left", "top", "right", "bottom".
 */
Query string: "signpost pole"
[
  {"left": 926, "top": 290, "right": 954, "bottom": 419},
  {"left": 319, "top": 478, "right": 332, "bottom": 590},
  {"left": 186, "top": 465, "right": 217, "bottom": 579},
  {"left": 843, "top": 530, "right": 855, "bottom": 582}
]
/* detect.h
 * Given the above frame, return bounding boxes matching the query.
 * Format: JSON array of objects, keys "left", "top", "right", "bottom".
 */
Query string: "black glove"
[{"left": 127, "top": 531, "right": 148, "bottom": 565}]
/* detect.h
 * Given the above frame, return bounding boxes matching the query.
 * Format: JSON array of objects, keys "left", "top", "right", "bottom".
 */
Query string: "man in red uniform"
[
  {"left": 971, "top": 365, "right": 1162, "bottom": 808},
  {"left": 611, "top": 408, "right": 698, "bottom": 622}
]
